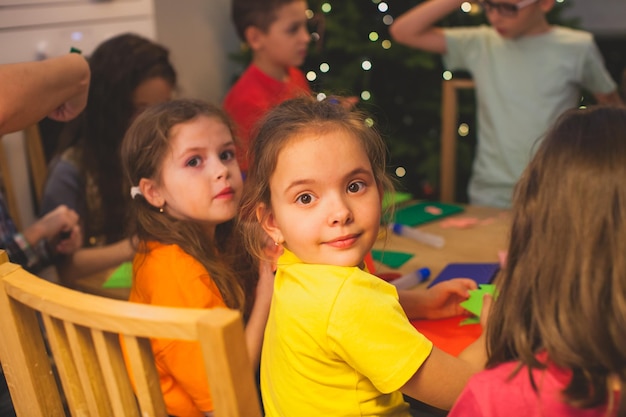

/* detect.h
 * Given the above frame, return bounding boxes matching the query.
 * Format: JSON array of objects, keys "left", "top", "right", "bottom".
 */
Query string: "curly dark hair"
[{"left": 56, "top": 33, "right": 177, "bottom": 244}]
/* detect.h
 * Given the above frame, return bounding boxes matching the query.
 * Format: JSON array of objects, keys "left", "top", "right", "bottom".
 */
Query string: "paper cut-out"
[
  {"left": 387, "top": 202, "right": 464, "bottom": 226},
  {"left": 370, "top": 249, "right": 413, "bottom": 268},
  {"left": 382, "top": 191, "right": 413, "bottom": 211},
  {"left": 102, "top": 262, "right": 133, "bottom": 288},
  {"left": 428, "top": 263, "right": 499, "bottom": 288},
  {"left": 459, "top": 284, "right": 497, "bottom": 326}
]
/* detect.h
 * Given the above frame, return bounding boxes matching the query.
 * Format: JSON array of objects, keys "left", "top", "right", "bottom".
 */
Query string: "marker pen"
[
  {"left": 391, "top": 223, "right": 445, "bottom": 249},
  {"left": 389, "top": 268, "right": 431, "bottom": 290}
]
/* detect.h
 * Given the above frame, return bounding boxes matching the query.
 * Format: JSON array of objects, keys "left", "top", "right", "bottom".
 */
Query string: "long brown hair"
[
  {"left": 488, "top": 106, "right": 626, "bottom": 413},
  {"left": 239, "top": 95, "right": 394, "bottom": 261},
  {"left": 56, "top": 33, "right": 177, "bottom": 245},
  {"left": 121, "top": 99, "right": 256, "bottom": 317}
]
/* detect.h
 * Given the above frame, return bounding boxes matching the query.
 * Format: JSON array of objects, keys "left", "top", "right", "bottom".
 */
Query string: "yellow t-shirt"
[
  {"left": 261, "top": 249, "right": 433, "bottom": 417},
  {"left": 130, "top": 242, "right": 226, "bottom": 417}
]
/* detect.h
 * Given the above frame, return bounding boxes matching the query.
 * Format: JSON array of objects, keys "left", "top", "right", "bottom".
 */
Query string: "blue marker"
[{"left": 389, "top": 268, "right": 431, "bottom": 290}]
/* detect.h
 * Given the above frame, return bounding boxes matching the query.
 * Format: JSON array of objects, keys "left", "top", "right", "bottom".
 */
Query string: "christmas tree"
[{"left": 302, "top": 0, "right": 577, "bottom": 201}]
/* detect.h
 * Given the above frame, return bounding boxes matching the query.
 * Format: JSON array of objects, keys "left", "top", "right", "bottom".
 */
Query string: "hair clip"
[{"left": 130, "top": 186, "right": 142, "bottom": 199}]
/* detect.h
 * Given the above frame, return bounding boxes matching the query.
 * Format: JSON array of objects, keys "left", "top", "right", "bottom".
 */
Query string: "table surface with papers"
[{"left": 372, "top": 203, "right": 510, "bottom": 357}]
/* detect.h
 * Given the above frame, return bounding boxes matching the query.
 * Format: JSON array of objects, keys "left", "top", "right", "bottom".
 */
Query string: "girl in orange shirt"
[{"left": 121, "top": 99, "right": 273, "bottom": 417}]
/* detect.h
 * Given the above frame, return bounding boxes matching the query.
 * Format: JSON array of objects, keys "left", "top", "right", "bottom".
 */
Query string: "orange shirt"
[{"left": 130, "top": 242, "right": 226, "bottom": 417}]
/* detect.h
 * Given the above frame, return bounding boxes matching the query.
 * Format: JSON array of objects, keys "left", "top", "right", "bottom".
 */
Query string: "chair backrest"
[
  {"left": 440, "top": 78, "right": 475, "bottom": 203},
  {"left": 0, "top": 124, "right": 48, "bottom": 229},
  {"left": 0, "top": 251, "right": 262, "bottom": 417}
]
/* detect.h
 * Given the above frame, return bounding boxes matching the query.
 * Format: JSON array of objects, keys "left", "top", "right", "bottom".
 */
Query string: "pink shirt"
[{"left": 449, "top": 357, "right": 617, "bottom": 417}]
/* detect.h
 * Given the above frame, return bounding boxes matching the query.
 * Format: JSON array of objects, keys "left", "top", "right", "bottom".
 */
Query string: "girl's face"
[
  {"left": 260, "top": 130, "right": 382, "bottom": 267},
  {"left": 132, "top": 76, "right": 173, "bottom": 117},
  {"left": 150, "top": 116, "right": 243, "bottom": 234}
]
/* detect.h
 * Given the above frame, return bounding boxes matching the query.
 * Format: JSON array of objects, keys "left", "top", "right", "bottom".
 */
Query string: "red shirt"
[{"left": 223, "top": 64, "right": 311, "bottom": 171}]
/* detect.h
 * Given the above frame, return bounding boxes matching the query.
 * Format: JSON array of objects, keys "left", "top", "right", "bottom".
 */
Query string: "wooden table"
[
  {"left": 372, "top": 204, "right": 510, "bottom": 282},
  {"left": 374, "top": 204, "right": 510, "bottom": 415},
  {"left": 372, "top": 203, "right": 511, "bottom": 365},
  {"left": 69, "top": 268, "right": 131, "bottom": 300}
]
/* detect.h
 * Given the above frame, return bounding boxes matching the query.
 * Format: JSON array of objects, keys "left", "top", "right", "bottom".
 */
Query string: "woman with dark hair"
[{"left": 41, "top": 33, "right": 177, "bottom": 281}]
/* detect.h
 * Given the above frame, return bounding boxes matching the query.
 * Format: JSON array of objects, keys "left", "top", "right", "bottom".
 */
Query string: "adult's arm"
[
  {"left": 0, "top": 53, "right": 90, "bottom": 135},
  {"left": 390, "top": 0, "right": 463, "bottom": 54}
]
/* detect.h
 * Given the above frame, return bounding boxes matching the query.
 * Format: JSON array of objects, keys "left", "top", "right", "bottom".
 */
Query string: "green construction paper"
[
  {"left": 460, "top": 317, "right": 480, "bottom": 325},
  {"left": 391, "top": 202, "right": 464, "bottom": 227},
  {"left": 459, "top": 284, "right": 497, "bottom": 325},
  {"left": 382, "top": 191, "right": 413, "bottom": 212},
  {"left": 102, "top": 262, "right": 133, "bottom": 289},
  {"left": 370, "top": 249, "right": 413, "bottom": 268}
]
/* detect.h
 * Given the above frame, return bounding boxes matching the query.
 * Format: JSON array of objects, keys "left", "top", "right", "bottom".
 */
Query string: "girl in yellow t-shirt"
[{"left": 239, "top": 95, "right": 489, "bottom": 416}]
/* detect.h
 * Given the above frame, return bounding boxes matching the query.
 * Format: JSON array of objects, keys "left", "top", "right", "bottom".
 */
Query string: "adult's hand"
[{"left": 23, "top": 205, "right": 79, "bottom": 245}]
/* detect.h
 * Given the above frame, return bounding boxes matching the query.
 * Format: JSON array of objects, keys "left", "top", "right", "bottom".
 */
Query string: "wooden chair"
[
  {"left": 0, "top": 124, "right": 48, "bottom": 229},
  {"left": 439, "top": 78, "right": 475, "bottom": 203},
  {"left": 0, "top": 251, "right": 262, "bottom": 417},
  {"left": 24, "top": 124, "right": 48, "bottom": 208}
]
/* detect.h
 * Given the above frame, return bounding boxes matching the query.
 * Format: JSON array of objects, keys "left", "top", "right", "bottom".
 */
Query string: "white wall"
[
  {"left": 0, "top": 0, "right": 157, "bottom": 228},
  {"left": 153, "top": 0, "right": 241, "bottom": 104}
]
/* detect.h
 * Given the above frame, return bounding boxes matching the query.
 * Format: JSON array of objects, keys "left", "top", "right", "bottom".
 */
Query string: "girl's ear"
[
  {"left": 139, "top": 178, "right": 164, "bottom": 209},
  {"left": 256, "top": 203, "right": 284, "bottom": 245}
]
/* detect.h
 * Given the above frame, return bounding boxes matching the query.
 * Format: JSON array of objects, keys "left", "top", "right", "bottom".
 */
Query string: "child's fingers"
[
  {"left": 439, "top": 278, "right": 477, "bottom": 298},
  {"left": 455, "top": 278, "right": 478, "bottom": 290}
]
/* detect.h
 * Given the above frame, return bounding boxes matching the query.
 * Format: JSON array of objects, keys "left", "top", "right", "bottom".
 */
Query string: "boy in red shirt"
[{"left": 223, "top": 0, "right": 312, "bottom": 173}]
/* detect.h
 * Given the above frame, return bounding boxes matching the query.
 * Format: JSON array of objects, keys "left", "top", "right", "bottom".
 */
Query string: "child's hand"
[
  {"left": 421, "top": 278, "right": 477, "bottom": 320},
  {"left": 326, "top": 95, "right": 359, "bottom": 110}
]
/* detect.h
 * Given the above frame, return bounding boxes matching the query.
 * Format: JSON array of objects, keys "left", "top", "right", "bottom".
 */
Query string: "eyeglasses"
[{"left": 479, "top": 0, "right": 540, "bottom": 17}]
